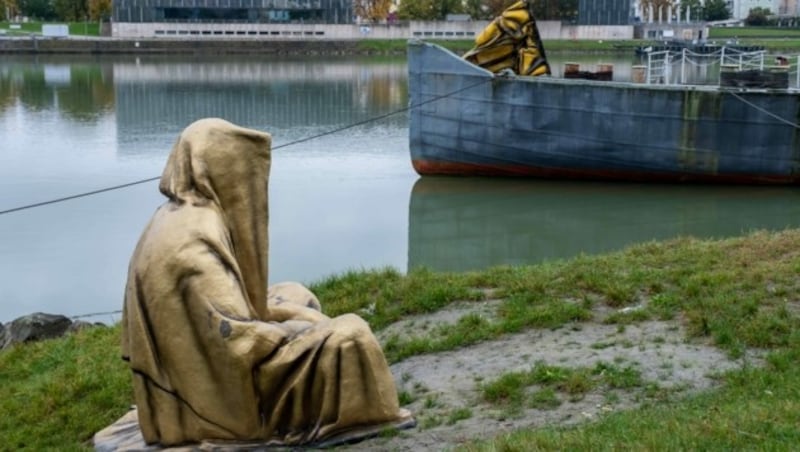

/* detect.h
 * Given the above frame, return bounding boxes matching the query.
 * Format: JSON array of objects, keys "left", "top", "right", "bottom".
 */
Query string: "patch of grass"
[
  {"left": 378, "top": 425, "right": 401, "bottom": 438},
  {"left": 481, "top": 361, "right": 644, "bottom": 411},
  {"left": 382, "top": 298, "right": 590, "bottom": 363},
  {"left": 529, "top": 388, "right": 561, "bottom": 410},
  {"left": 481, "top": 371, "right": 530, "bottom": 405},
  {"left": 447, "top": 408, "right": 473, "bottom": 425},
  {"left": 398, "top": 390, "right": 415, "bottom": 406},
  {"left": 0, "top": 325, "right": 131, "bottom": 449},
  {"left": 383, "top": 313, "right": 496, "bottom": 362},
  {"left": 311, "top": 266, "right": 482, "bottom": 331},
  {"left": 561, "top": 370, "right": 595, "bottom": 398},
  {"left": 603, "top": 307, "right": 653, "bottom": 324},
  {"left": 423, "top": 394, "right": 440, "bottom": 409},
  {"left": 0, "top": 21, "right": 100, "bottom": 36},
  {"left": 708, "top": 26, "right": 800, "bottom": 39},
  {"left": 67, "top": 22, "right": 101, "bottom": 36},
  {"left": 464, "top": 349, "right": 800, "bottom": 451},
  {"left": 0, "top": 21, "right": 41, "bottom": 34},
  {"left": 420, "top": 414, "right": 443, "bottom": 430},
  {"left": 480, "top": 362, "right": 601, "bottom": 408},
  {"left": 593, "top": 362, "right": 643, "bottom": 389}
]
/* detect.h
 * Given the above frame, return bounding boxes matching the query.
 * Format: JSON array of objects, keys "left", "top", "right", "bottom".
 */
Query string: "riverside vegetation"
[
  {"left": 5, "top": 22, "right": 800, "bottom": 53},
  {"left": 2, "top": 229, "right": 800, "bottom": 449}
]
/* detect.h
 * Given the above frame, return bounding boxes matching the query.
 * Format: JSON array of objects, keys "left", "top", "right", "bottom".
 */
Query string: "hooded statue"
[{"left": 121, "top": 118, "right": 412, "bottom": 447}]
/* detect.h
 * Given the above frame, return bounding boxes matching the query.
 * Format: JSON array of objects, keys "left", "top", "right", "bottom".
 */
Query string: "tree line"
[
  {"left": 2, "top": 0, "right": 111, "bottom": 21},
  {"left": 356, "top": 0, "right": 733, "bottom": 23},
  {"left": 354, "top": 0, "right": 579, "bottom": 22},
  {"left": 4, "top": 0, "right": 737, "bottom": 25}
]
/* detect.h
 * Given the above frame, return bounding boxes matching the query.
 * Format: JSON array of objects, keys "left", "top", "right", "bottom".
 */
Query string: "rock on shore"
[{"left": 0, "top": 312, "right": 101, "bottom": 350}]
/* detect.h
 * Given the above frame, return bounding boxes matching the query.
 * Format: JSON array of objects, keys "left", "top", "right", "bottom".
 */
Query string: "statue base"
[{"left": 94, "top": 407, "right": 416, "bottom": 451}]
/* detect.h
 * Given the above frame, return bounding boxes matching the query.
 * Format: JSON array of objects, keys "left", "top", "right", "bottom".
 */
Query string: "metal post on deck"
[
  {"left": 646, "top": 52, "right": 652, "bottom": 84},
  {"left": 665, "top": 52, "right": 671, "bottom": 84},
  {"left": 797, "top": 56, "right": 799, "bottom": 88},
  {"left": 681, "top": 48, "right": 686, "bottom": 84}
]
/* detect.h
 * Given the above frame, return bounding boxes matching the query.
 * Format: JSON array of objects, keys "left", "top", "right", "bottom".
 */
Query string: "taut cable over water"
[{"left": 0, "top": 77, "right": 492, "bottom": 217}]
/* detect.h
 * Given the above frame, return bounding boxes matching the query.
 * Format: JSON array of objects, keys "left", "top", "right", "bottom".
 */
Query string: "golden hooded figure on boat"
[{"left": 463, "top": 0, "right": 551, "bottom": 76}]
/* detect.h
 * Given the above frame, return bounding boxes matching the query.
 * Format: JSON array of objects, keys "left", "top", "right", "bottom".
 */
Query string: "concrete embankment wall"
[
  {"left": 0, "top": 38, "right": 364, "bottom": 54},
  {"left": 111, "top": 21, "right": 634, "bottom": 41},
  {"left": 0, "top": 21, "right": 635, "bottom": 54}
]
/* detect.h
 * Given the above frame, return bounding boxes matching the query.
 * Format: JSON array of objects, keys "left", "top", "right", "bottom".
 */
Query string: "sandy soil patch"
[{"left": 354, "top": 301, "right": 763, "bottom": 451}]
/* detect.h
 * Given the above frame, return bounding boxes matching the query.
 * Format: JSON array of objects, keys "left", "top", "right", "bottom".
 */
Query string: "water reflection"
[
  {"left": 113, "top": 57, "right": 408, "bottom": 156},
  {"left": 0, "top": 60, "right": 115, "bottom": 121},
  {"left": 408, "top": 177, "right": 800, "bottom": 272}
]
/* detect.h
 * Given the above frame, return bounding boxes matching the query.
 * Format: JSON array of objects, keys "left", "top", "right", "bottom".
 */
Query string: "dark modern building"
[
  {"left": 578, "top": 0, "right": 631, "bottom": 25},
  {"left": 112, "top": 0, "right": 353, "bottom": 24}
]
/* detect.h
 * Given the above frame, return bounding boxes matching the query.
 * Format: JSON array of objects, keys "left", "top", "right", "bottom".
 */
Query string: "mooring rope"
[
  {"left": 729, "top": 91, "right": 800, "bottom": 130},
  {"left": 0, "top": 76, "right": 493, "bottom": 217}
]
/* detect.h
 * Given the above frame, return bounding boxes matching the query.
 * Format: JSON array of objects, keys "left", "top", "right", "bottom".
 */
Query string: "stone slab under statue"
[{"left": 95, "top": 118, "right": 414, "bottom": 450}]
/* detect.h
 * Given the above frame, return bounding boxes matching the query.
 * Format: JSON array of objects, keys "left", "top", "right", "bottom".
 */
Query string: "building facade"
[
  {"left": 729, "top": 0, "right": 779, "bottom": 18},
  {"left": 777, "top": 0, "right": 799, "bottom": 15},
  {"left": 578, "top": 0, "right": 632, "bottom": 25},
  {"left": 113, "top": 0, "right": 353, "bottom": 24}
]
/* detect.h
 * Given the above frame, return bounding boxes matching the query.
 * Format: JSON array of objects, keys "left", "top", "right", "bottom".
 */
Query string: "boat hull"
[{"left": 408, "top": 41, "right": 800, "bottom": 184}]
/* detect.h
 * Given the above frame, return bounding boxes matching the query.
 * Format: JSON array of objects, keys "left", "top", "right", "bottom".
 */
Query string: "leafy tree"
[
  {"left": 353, "top": 0, "right": 392, "bottom": 22},
  {"left": 18, "top": 0, "right": 56, "bottom": 20},
  {"left": 463, "top": 0, "right": 578, "bottom": 22},
  {"left": 87, "top": 0, "right": 110, "bottom": 20},
  {"left": 54, "top": 0, "right": 87, "bottom": 21},
  {"left": 680, "top": 0, "right": 703, "bottom": 22},
  {"left": 532, "top": 0, "right": 578, "bottom": 20},
  {"left": 484, "top": 0, "right": 514, "bottom": 17},
  {"left": 703, "top": 0, "right": 730, "bottom": 21},
  {"left": 433, "top": 0, "right": 464, "bottom": 19},
  {"left": 463, "top": 0, "right": 491, "bottom": 19},
  {"left": 1, "top": 0, "right": 19, "bottom": 20},
  {"left": 745, "top": 7, "right": 771, "bottom": 26},
  {"left": 397, "top": 0, "right": 462, "bottom": 20},
  {"left": 397, "top": 0, "right": 436, "bottom": 20}
]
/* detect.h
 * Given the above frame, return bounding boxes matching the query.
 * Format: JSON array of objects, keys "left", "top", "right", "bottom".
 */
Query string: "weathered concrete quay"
[{"left": 0, "top": 37, "right": 370, "bottom": 54}]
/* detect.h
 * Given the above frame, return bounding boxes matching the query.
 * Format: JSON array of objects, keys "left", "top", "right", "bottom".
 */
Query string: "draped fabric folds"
[
  {"left": 121, "top": 118, "right": 411, "bottom": 447},
  {"left": 463, "top": 0, "right": 550, "bottom": 76}
]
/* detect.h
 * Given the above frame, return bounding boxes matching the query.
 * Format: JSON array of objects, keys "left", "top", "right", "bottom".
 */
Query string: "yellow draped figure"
[{"left": 121, "top": 118, "right": 413, "bottom": 447}]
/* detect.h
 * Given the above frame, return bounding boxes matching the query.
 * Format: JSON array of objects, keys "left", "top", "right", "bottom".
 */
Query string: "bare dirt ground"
[{"left": 352, "top": 299, "right": 764, "bottom": 451}]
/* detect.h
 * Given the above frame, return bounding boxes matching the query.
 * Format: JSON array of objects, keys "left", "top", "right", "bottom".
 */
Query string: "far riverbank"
[{"left": 2, "top": 36, "right": 800, "bottom": 55}]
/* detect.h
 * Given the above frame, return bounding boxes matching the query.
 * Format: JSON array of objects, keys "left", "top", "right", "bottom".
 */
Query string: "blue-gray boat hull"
[{"left": 408, "top": 41, "right": 800, "bottom": 184}]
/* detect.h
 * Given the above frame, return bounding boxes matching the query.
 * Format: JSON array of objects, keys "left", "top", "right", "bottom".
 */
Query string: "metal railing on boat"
[{"left": 640, "top": 47, "right": 799, "bottom": 89}]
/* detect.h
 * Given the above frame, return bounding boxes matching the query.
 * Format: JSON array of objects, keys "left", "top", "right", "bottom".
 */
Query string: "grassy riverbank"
[
  {"left": 0, "top": 21, "right": 101, "bottom": 36},
  {"left": 2, "top": 229, "right": 800, "bottom": 449},
  {"left": 4, "top": 23, "right": 800, "bottom": 54}
]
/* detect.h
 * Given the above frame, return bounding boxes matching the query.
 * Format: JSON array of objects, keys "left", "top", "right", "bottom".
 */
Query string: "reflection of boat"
[
  {"left": 408, "top": 41, "right": 800, "bottom": 184},
  {"left": 407, "top": 177, "right": 800, "bottom": 273}
]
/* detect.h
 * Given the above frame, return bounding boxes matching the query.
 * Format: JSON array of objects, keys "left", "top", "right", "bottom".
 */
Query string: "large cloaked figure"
[{"left": 121, "top": 118, "right": 412, "bottom": 447}]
